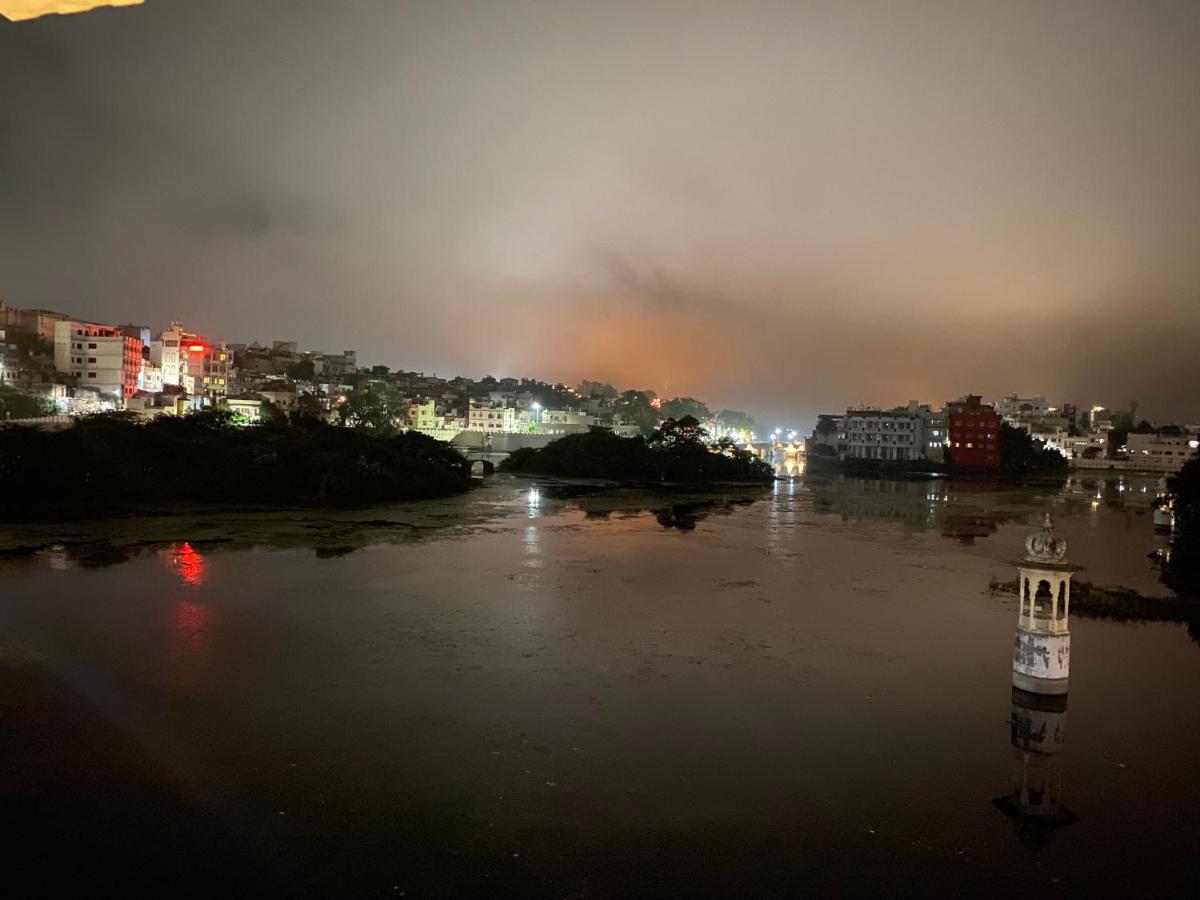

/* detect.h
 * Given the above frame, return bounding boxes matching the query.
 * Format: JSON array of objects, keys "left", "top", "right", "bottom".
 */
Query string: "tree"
[
  {"left": 1171, "top": 457, "right": 1200, "bottom": 538},
  {"left": 649, "top": 415, "right": 707, "bottom": 448},
  {"left": 660, "top": 397, "right": 711, "bottom": 421},
  {"left": 0, "top": 384, "right": 55, "bottom": 419},
  {"left": 998, "top": 422, "right": 1068, "bottom": 474},
  {"left": 286, "top": 358, "right": 316, "bottom": 381},
  {"left": 716, "top": 409, "right": 755, "bottom": 431},
  {"left": 337, "top": 388, "right": 399, "bottom": 432},
  {"left": 613, "top": 390, "right": 659, "bottom": 435},
  {"left": 814, "top": 416, "right": 839, "bottom": 438},
  {"left": 370, "top": 365, "right": 391, "bottom": 377},
  {"left": 290, "top": 391, "right": 326, "bottom": 423}
]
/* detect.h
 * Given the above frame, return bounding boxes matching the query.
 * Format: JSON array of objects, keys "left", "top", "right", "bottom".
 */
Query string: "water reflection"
[
  {"left": 163, "top": 542, "right": 207, "bottom": 587},
  {"left": 807, "top": 475, "right": 1027, "bottom": 541},
  {"left": 773, "top": 457, "right": 806, "bottom": 479},
  {"left": 994, "top": 689, "right": 1077, "bottom": 848},
  {"left": 166, "top": 598, "right": 216, "bottom": 690}
]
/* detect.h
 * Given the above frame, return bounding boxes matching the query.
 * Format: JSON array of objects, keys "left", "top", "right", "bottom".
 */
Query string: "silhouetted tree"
[{"left": 286, "top": 358, "right": 316, "bottom": 381}]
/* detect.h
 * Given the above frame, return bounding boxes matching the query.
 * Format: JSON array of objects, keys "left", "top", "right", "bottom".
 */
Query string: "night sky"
[{"left": 2, "top": 1, "right": 1198, "bottom": 426}]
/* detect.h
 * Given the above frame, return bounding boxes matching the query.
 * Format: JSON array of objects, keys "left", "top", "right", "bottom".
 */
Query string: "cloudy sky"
[{"left": 2, "top": 0, "right": 1198, "bottom": 426}]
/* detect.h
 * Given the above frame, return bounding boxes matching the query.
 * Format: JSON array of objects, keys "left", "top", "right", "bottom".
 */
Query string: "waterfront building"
[
  {"left": 1012, "top": 514, "right": 1073, "bottom": 695},
  {"left": 946, "top": 395, "right": 1001, "bottom": 469},
  {"left": 841, "top": 401, "right": 928, "bottom": 462},
  {"left": 468, "top": 401, "right": 516, "bottom": 432},
  {"left": 922, "top": 408, "right": 947, "bottom": 463},
  {"left": 53, "top": 320, "right": 142, "bottom": 401},
  {"left": 1125, "top": 431, "right": 1198, "bottom": 475}
]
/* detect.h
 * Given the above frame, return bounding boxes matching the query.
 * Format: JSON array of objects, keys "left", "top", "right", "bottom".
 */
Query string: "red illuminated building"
[{"left": 946, "top": 395, "right": 1002, "bottom": 469}]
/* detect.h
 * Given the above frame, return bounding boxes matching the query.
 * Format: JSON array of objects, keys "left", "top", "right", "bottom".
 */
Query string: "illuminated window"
[{"left": 966, "top": 442, "right": 974, "bottom": 448}]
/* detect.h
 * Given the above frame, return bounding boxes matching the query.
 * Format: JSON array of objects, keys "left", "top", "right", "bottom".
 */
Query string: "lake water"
[{"left": 1, "top": 473, "right": 1197, "bottom": 897}]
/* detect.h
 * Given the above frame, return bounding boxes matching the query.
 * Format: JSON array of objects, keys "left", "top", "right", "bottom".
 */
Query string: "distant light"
[{"left": 188, "top": 343, "right": 206, "bottom": 353}]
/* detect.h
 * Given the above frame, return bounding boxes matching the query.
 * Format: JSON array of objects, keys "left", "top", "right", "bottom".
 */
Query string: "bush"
[
  {"left": 0, "top": 414, "right": 471, "bottom": 519},
  {"left": 500, "top": 425, "right": 773, "bottom": 483}
]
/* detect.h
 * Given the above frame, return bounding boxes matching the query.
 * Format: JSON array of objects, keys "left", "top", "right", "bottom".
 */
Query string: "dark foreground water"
[{"left": 1, "top": 473, "right": 1198, "bottom": 897}]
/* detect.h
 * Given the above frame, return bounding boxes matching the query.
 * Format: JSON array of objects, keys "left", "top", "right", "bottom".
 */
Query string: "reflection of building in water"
[
  {"left": 1013, "top": 514, "right": 1073, "bottom": 695},
  {"left": 994, "top": 688, "right": 1077, "bottom": 847},
  {"left": 773, "top": 457, "right": 805, "bottom": 479}
]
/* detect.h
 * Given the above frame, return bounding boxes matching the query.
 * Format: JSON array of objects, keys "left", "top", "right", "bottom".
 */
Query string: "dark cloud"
[{"left": 2, "top": 0, "right": 1199, "bottom": 426}]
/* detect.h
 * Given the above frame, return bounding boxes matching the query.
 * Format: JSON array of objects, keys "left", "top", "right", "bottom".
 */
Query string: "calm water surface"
[{"left": 1, "top": 473, "right": 1197, "bottom": 897}]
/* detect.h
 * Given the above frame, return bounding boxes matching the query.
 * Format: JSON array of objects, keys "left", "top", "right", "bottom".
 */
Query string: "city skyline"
[{"left": 3, "top": 0, "right": 1199, "bottom": 425}]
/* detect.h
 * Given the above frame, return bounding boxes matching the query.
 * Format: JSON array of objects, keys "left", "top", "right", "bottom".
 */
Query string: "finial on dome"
[{"left": 1025, "top": 512, "right": 1068, "bottom": 565}]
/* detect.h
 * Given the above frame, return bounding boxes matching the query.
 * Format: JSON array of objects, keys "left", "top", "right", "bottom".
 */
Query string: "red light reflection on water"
[
  {"left": 168, "top": 599, "right": 215, "bottom": 690},
  {"left": 170, "top": 542, "right": 207, "bottom": 587}
]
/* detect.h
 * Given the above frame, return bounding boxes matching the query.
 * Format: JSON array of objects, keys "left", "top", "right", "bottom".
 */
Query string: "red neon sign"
[{"left": 187, "top": 343, "right": 206, "bottom": 353}]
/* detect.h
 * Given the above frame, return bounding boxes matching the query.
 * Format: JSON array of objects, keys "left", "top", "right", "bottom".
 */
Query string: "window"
[
  {"left": 87, "top": 343, "right": 97, "bottom": 349},
  {"left": 87, "top": 357, "right": 96, "bottom": 363},
  {"left": 87, "top": 372, "right": 96, "bottom": 378}
]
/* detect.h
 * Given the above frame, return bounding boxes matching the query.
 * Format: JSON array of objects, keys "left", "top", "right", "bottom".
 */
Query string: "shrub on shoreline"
[
  {"left": 0, "top": 412, "right": 471, "bottom": 519},
  {"left": 500, "top": 420, "right": 774, "bottom": 483}
]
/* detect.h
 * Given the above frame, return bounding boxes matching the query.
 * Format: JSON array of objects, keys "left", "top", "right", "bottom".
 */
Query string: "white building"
[
  {"left": 149, "top": 323, "right": 188, "bottom": 389},
  {"left": 1125, "top": 432, "right": 1198, "bottom": 475},
  {"left": 842, "top": 401, "right": 935, "bottom": 463},
  {"left": 54, "top": 321, "right": 142, "bottom": 401},
  {"left": 468, "top": 401, "right": 516, "bottom": 432},
  {"left": 139, "top": 359, "right": 163, "bottom": 393},
  {"left": 996, "top": 394, "right": 1051, "bottom": 422}
]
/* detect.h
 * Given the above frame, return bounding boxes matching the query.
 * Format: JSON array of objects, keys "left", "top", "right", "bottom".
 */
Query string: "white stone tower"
[{"left": 1012, "top": 514, "right": 1073, "bottom": 695}]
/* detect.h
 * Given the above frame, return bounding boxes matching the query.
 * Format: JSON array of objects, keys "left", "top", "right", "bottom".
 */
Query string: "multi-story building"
[
  {"left": 922, "top": 408, "right": 947, "bottom": 463},
  {"left": 1125, "top": 432, "right": 1198, "bottom": 475},
  {"left": 53, "top": 321, "right": 143, "bottom": 400},
  {"left": 995, "top": 395, "right": 1051, "bottom": 422},
  {"left": 468, "top": 401, "right": 516, "bottom": 432},
  {"left": 139, "top": 359, "right": 163, "bottom": 393},
  {"left": 946, "top": 395, "right": 1002, "bottom": 469},
  {"left": 149, "top": 323, "right": 188, "bottom": 388},
  {"left": 842, "top": 402, "right": 927, "bottom": 462},
  {"left": 407, "top": 400, "right": 439, "bottom": 431},
  {"left": 187, "top": 340, "right": 231, "bottom": 401}
]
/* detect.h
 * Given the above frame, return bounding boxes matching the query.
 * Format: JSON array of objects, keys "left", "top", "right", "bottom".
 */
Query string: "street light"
[{"left": 531, "top": 401, "right": 542, "bottom": 425}]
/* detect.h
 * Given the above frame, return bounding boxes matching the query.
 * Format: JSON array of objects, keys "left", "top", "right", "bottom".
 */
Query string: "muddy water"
[{"left": 1, "top": 474, "right": 1197, "bottom": 897}]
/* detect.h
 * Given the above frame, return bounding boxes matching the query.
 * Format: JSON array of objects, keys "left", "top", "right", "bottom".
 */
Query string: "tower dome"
[{"left": 1025, "top": 513, "right": 1068, "bottom": 565}]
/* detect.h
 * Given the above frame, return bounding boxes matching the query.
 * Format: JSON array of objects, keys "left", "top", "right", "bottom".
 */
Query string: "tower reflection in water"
[{"left": 994, "top": 514, "right": 1078, "bottom": 847}]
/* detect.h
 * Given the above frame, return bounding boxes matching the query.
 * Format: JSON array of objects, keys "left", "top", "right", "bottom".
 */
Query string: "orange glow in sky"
[{"left": 0, "top": 1, "right": 142, "bottom": 22}]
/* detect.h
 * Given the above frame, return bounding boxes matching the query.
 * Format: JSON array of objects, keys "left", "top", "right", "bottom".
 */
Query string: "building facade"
[
  {"left": 53, "top": 321, "right": 143, "bottom": 400},
  {"left": 946, "top": 396, "right": 1002, "bottom": 469},
  {"left": 1125, "top": 432, "right": 1198, "bottom": 475},
  {"left": 842, "top": 404, "right": 927, "bottom": 462},
  {"left": 468, "top": 401, "right": 517, "bottom": 432}
]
